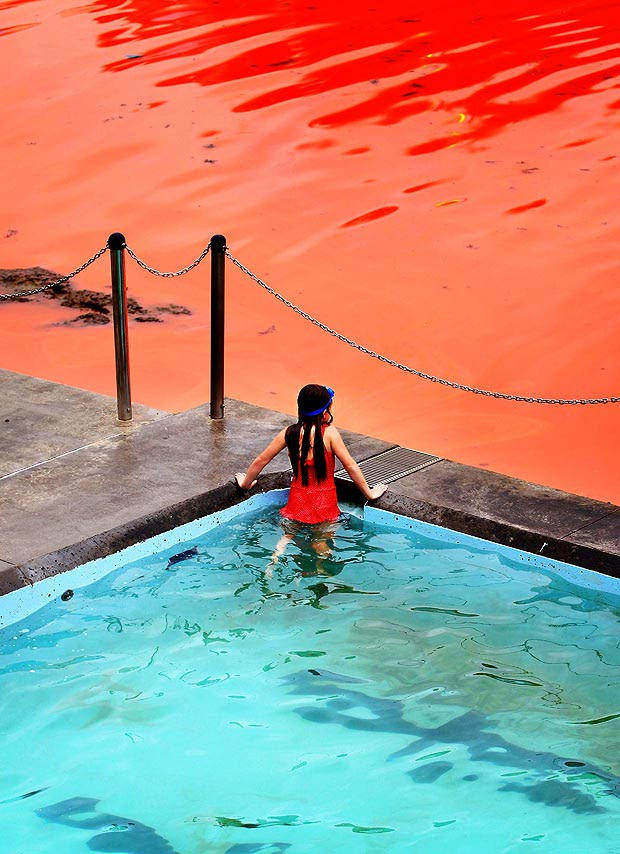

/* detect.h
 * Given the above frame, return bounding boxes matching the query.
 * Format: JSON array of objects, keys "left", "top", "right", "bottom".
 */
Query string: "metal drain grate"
[{"left": 335, "top": 446, "right": 442, "bottom": 488}]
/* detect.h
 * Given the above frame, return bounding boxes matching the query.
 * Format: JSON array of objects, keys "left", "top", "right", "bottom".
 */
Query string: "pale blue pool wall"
[{"left": 2, "top": 488, "right": 617, "bottom": 631}]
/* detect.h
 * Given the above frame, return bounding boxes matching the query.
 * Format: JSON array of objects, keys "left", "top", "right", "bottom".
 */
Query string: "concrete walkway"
[{"left": 1, "top": 369, "right": 618, "bottom": 594}]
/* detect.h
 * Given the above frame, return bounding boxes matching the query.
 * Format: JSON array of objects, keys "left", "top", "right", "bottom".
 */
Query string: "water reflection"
[
  {"left": 1, "top": 2, "right": 618, "bottom": 502},
  {"left": 84, "top": 0, "right": 620, "bottom": 149}
]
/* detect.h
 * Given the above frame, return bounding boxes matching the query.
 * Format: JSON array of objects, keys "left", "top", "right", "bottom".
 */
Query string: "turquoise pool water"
[{"left": 0, "top": 493, "right": 618, "bottom": 853}]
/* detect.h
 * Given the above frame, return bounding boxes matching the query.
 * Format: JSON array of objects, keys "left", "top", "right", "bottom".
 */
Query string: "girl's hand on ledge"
[
  {"left": 235, "top": 472, "right": 257, "bottom": 491},
  {"left": 368, "top": 483, "right": 388, "bottom": 501}
]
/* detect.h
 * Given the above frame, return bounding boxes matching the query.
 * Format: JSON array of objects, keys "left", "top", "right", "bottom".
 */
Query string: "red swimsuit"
[{"left": 280, "top": 427, "right": 340, "bottom": 524}]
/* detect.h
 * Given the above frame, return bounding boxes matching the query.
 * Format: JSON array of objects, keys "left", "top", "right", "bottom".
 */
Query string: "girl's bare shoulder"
[{"left": 323, "top": 424, "right": 340, "bottom": 449}]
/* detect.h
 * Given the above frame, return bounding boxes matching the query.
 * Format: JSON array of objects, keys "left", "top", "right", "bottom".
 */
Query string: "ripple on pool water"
[{"left": 0, "top": 505, "right": 618, "bottom": 853}]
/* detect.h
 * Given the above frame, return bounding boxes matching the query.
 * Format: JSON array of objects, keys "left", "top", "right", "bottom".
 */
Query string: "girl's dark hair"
[{"left": 285, "top": 384, "right": 332, "bottom": 485}]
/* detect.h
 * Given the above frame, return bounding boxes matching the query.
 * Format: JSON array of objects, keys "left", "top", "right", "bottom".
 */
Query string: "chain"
[
  {"left": 225, "top": 249, "right": 619, "bottom": 405},
  {"left": 3, "top": 238, "right": 617, "bottom": 406},
  {"left": 125, "top": 243, "right": 210, "bottom": 277},
  {"left": 0, "top": 246, "right": 109, "bottom": 300}
]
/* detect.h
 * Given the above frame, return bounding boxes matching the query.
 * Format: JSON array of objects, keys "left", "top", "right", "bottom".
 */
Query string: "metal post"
[
  {"left": 108, "top": 232, "right": 132, "bottom": 422},
  {"left": 210, "top": 234, "right": 227, "bottom": 419}
]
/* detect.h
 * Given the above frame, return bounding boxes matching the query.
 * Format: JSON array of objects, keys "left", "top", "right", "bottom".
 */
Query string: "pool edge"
[
  {"left": 337, "top": 480, "right": 620, "bottom": 579},
  {"left": 2, "top": 471, "right": 618, "bottom": 600},
  {"left": 6, "top": 472, "right": 292, "bottom": 596}
]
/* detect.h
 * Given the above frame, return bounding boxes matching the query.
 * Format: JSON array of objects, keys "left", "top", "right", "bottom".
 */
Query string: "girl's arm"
[
  {"left": 236, "top": 428, "right": 288, "bottom": 490},
  {"left": 326, "top": 427, "right": 387, "bottom": 501}
]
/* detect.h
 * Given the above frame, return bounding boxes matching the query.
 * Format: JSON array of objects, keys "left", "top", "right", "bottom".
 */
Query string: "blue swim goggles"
[{"left": 301, "top": 386, "right": 334, "bottom": 417}]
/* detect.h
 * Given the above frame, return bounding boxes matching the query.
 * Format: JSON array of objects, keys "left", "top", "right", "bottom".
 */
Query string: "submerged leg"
[
  {"left": 310, "top": 529, "right": 334, "bottom": 574},
  {"left": 267, "top": 534, "right": 294, "bottom": 577},
  {"left": 311, "top": 538, "right": 332, "bottom": 558}
]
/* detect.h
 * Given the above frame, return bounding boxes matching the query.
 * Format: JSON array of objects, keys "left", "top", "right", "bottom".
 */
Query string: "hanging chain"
[
  {"left": 125, "top": 243, "right": 210, "bottom": 277},
  {"left": 225, "top": 249, "right": 619, "bottom": 405},
  {"left": 3, "top": 238, "right": 618, "bottom": 405},
  {"left": 0, "top": 245, "right": 109, "bottom": 300}
]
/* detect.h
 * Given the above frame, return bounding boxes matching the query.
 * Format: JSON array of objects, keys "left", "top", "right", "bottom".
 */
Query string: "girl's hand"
[
  {"left": 368, "top": 483, "right": 388, "bottom": 501},
  {"left": 235, "top": 472, "right": 257, "bottom": 490}
]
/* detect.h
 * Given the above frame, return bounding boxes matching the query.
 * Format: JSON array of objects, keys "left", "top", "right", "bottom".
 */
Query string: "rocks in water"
[
  {"left": 0, "top": 267, "right": 192, "bottom": 326},
  {"left": 153, "top": 304, "right": 192, "bottom": 317}
]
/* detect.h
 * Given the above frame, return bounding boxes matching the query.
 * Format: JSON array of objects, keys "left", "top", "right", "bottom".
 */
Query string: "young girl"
[{"left": 235, "top": 384, "right": 387, "bottom": 567}]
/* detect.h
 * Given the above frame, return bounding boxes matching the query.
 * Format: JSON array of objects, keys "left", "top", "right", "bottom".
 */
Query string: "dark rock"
[
  {"left": 56, "top": 312, "right": 109, "bottom": 327},
  {"left": 126, "top": 297, "right": 148, "bottom": 315},
  {"left": 0, "top": 267, "right": 58, "bottom": 301},
  {"left": 154, "top": 304, "right": 192, "bottom": 316},
  {"left": 60, "top": 288, "right": 112, "bottom": 314},
  {"left": 0, "top": 267, "right": 192, "bottom": 326}
]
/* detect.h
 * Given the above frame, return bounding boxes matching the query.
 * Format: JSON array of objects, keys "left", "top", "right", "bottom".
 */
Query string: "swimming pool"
[{"left": 1, "top": 492, "right": 618, "bottom": 852}]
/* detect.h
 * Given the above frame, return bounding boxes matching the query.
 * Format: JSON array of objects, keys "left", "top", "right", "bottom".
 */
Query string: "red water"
[{"left": 1, "top": 0, "right": 619, "bottom": 502}]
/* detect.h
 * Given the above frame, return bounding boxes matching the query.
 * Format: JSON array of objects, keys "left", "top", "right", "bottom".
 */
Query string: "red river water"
[{"left": 1, "top": 0, "right": 619, "bottom": 502}]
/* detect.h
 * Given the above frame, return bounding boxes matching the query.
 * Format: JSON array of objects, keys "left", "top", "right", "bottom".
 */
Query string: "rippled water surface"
[
  {"left": 1, "top": 0, "right": 619, "bottom": 501},
  {"left": 1, "top": 505, "right": 619, "bottom": 852}
]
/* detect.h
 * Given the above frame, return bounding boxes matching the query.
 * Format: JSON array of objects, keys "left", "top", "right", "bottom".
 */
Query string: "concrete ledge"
[
  {"left": 0, "top": 562, "right": 27, "bottom": 597},
  {"left": 0, "top": 368, "right": 168, "bottom": 477},
  {"left": 1, "top": 371, "right": 618, "bottom": 596},
  {"left": 9, "top": 470, "right": 618, "bottom": 598},
  {"left": 14, "top": 472, "right": 291, "bottom": 591},
  {"left": 391, "top": 459, "right": 618, "bottom": 547},
  {"left": 336, "top": 480, "right": 619, "bottom": 576},
  {"left": 0, "top": 395, "right": 390, "bottom": 568}
]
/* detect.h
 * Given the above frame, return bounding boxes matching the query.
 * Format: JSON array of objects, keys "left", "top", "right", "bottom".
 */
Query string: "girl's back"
[{"left": 282, "top": 424, "right": 340, "bottom": 523}]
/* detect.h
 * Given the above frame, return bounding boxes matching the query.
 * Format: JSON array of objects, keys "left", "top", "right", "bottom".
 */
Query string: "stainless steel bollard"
[
  {"left": 108, "top": 232, "right": 132, "bottom": 421},
  {"left": 210, "top": 234, "right": 226, "bottom": 419}
]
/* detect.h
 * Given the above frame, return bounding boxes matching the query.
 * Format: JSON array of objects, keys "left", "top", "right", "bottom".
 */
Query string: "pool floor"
[{"left": 0, "top": 500, "right": 619, "bottom": 852}]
